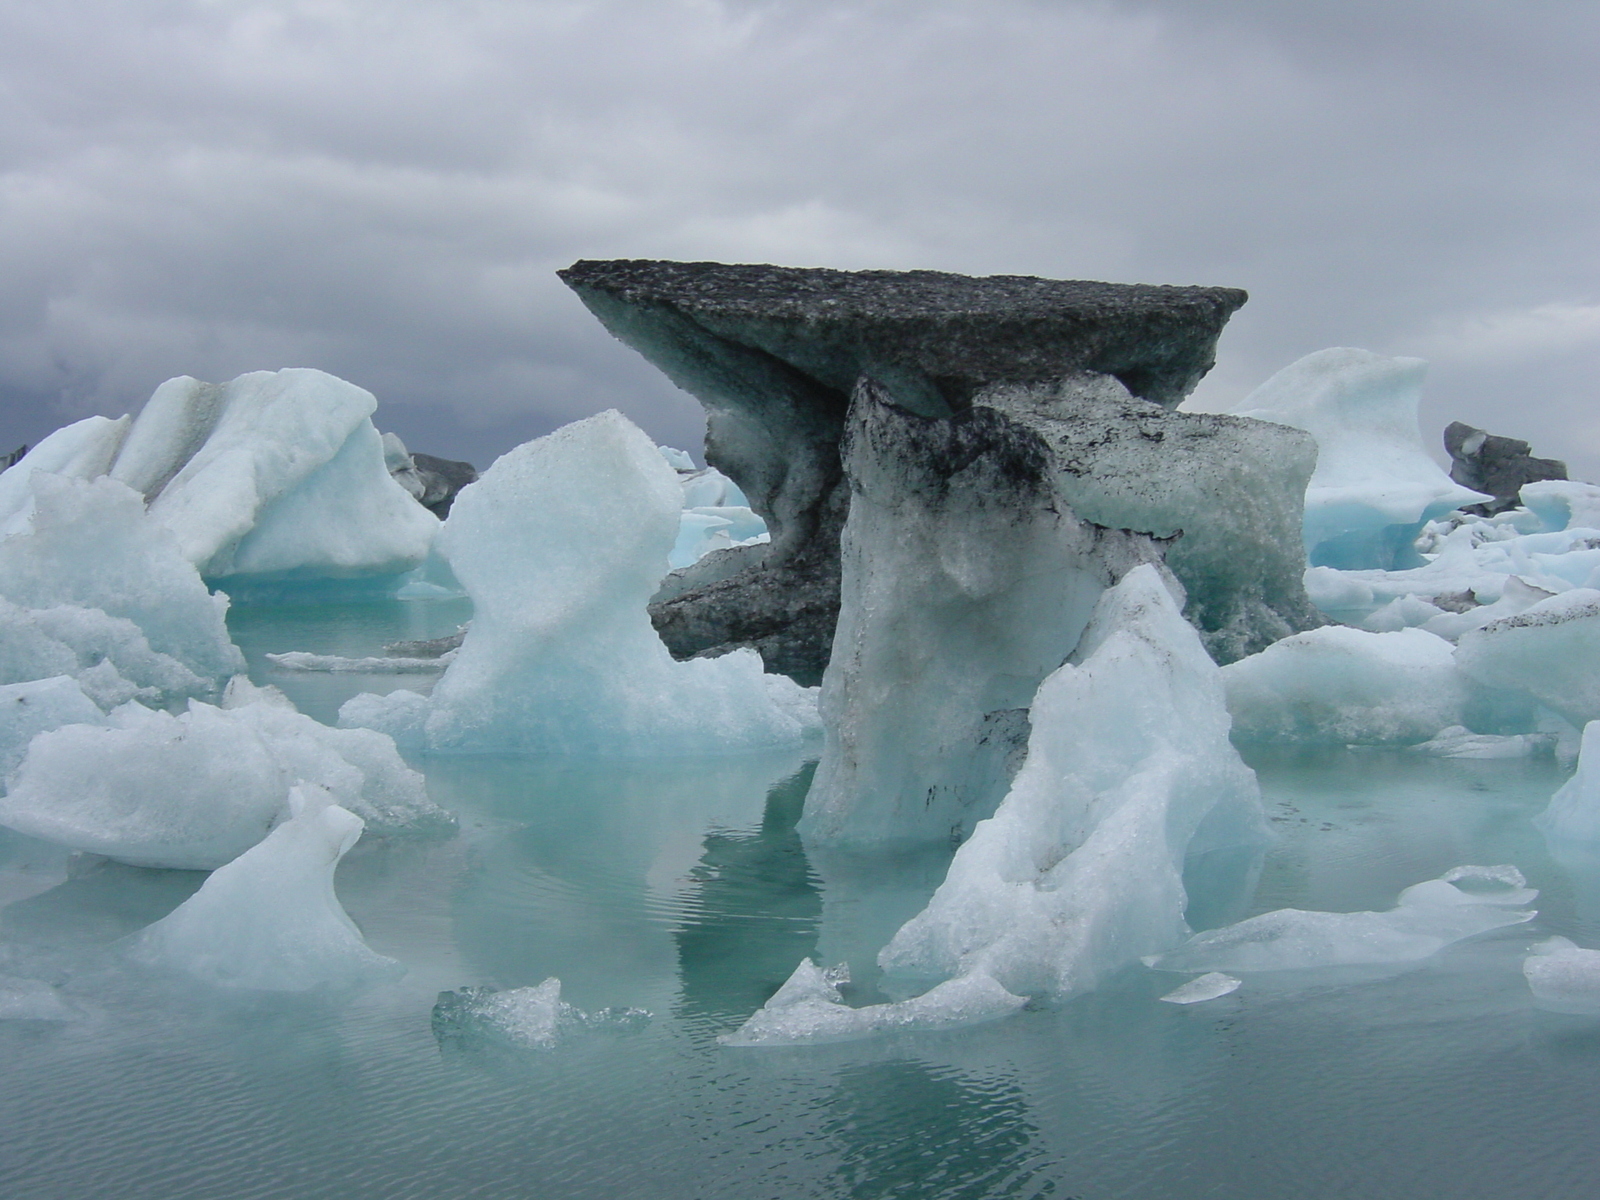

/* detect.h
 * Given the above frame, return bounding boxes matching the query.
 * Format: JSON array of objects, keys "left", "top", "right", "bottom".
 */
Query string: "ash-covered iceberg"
[
  {"left": 343, "top": 410, "right": 816, "bottom": 756},
  {"left": 111, "top": 369, "right": 438, "bottom": 585},
  {"left": 0, "top": 680, "right": 440, "bottom": 870},
  {"left": 1232, "top": 348, "right": 1489, "bottom": 570},
  {"left": 561, "top": 260, "right": 1314, "bottom": 684},
  {"left": 132, "top": 786, "right": 400, "bottom": 991},
  {"left": 875, "top": 566, "right": 1265, "bottom": 1000}
]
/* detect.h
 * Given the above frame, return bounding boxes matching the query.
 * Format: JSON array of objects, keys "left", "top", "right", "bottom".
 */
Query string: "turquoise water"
[{"left": 3, "top": 600, "right": 1599, "bottom": 1199}]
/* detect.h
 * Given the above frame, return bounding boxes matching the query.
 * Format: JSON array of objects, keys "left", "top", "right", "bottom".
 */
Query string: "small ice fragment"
[
  {"left": 1159, "top": 972, "right": 1242, "bottom": 1004},
  {"left": 719, "top": 959, "right": 1025, "bottom": 1048},
  {"left": 431, "top": 978, "right": 650, "bottom": 1050},
  {"left": 266, "top": 651, "right": 454, "bottom": 674},
  {"left": 1523, "top": 937, "right": 1600, "bottom": 1015}
]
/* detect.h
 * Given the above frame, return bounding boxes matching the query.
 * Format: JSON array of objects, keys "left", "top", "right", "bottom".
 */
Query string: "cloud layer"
[{"left": 2, "top": 0, "right": 1597, "bottom": 473}]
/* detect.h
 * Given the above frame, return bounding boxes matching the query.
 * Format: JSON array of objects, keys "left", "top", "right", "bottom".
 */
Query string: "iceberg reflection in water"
[{"left": 2, "top": 602, "right": 1600, "bottom": 1200}]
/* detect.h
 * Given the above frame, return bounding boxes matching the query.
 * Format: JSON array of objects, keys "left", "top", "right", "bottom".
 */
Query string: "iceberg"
[
  {"left": 0, "top": 675, "right": 104, "bottom": 778},
  {"left": 0, "top": 472, "right": 243, "bottom": 689},
  {"left": 0, "top": 415, "right": 129, "bottom": 534},
  {"left": 131, "top": 786, "right": 401, "bottom": 991},
  {"left": 1148, "top": 865, "right": 1536, "bottom": 974},
  {"left": 1222, "top": 626, "right": 1467, "bottom": 745},
  {"left": 1535, "top": 720, "right": 1600, "bottom": 845},
  {"left": 876, "top": 566, "right": 1265, "bottom": 999},
  {"left": 1232, "top": 348, "right": 1489, "bottom": 570},
  {"left": 112, "top": 369, "right": 437, "bottom": 583},
  {"left": 345, "top": 411, "right": 817, "bottom": 755},
  {"left": 0, "top": 681, "right": 441, "bottom": 870},
  {"left": 718, "top": 959, "right": 1025, "bottom": 1047},
  {"left": 1456, "top": 589, "right": 1600, "bottom": 728}
]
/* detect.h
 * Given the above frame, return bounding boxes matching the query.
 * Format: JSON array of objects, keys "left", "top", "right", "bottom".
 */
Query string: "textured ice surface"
[
  {"left": 132, "top": 786, "right": 401, "bottom": 991},
  {"left": 1223, "top": 626, "right": 1466, "bottom": 745},
  {"left": 0, "top": 415, "right": 129, "bottom": 534},
  {"left": 801, "top": 382, "right": 1166, "bottom": 847},
  {"left": 266, "top": 651, "right": 454, "bottom": 674},
  {"left": 120, "top": 370, "right": 436, "bottom": 581},
  {"left": 1232, "top": 349, "right": 1488, "bottom": 569},
  {"left": 0, "top": 675, "right": 104, "bottom": 778},
  {"left": 1536, "top": 721, "right": 1600, "bottom": 845},
  {"left": 719, "top": 959, "right": 1025, "bottom": 1047},
  {"left": 431, "top": 978, "right": 650, "bottom": 1050},
  {"left": 1457, "top": 589, "right": 1600, "bottom": 727},
  {"left": 0, "top": 681, "right": 440, "bottom": 869},
  {"left": 1523, "top": 937, "right": 1600, "bottom": 1014},
  {"left": 1149, "top": 865, "right": 1536, "bottom": 973},
  {"left": 1409, "top": 725, "right": 1554, "bottom": 759},
  {"left": 1159, "top": 972, "right": 1241, "bottom": 1004},
  {"left": 0, "top": 473, "right": 243, "bottom": 689},
  {"left": 877, "top": 566, "right": 1264, "bottom": 999},
  {"left": 1519, "top": 481, "right": 1600, "bottom": 533},
  {"left": 346, "top": 411, "right": 816, "bottom": 755}
]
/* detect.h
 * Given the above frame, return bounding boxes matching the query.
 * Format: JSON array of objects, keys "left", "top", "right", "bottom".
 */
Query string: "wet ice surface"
[{"left": 6, "top": 604, "right": 1600, "bottom": 1198}]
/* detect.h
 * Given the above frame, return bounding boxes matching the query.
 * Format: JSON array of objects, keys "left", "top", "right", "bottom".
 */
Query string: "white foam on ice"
[
  {"left": 132, "top": 786, "right": 401, "bottom": 991},
  {"left": 1232, "top": 348, "right": 1488, "bottom": 570},
  {"left": 1523, "top": 937, "right": 1600, "bottom": 1015},
  {"left": 718, "top": 959, "right": 1025, "bottom": 1047},
  {"left": 877, "top": 566, "right": 1264, "bottom": 1000},
  {"left": 1223, "top": 626, "right": 1466, "bottom": 745},
  {"left": 1148, "top": 865, "right": 1536, "bottom": 974},
  {"left": 345, "top": 411, "right": 814, "bottom": 755}
]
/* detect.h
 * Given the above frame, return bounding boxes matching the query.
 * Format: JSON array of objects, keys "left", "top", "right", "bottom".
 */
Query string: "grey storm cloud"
[{"left": 1, "top": 0, "right": 1597, "bottom": 474}]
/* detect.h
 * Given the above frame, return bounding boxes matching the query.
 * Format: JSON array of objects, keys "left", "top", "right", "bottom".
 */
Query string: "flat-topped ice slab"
[{"left": 559, "top": 259, "right": 1248, "bottom": 414}]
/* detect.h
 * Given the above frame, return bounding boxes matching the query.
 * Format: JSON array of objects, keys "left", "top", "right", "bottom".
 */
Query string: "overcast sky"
[{"left": 2, "top": 0, "right": 1597, "bottom": 476}]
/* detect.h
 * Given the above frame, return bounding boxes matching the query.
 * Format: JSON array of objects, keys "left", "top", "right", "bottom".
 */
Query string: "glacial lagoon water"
[{"left": 4, "top": 598, "right": 1600, "bottom": 1199}]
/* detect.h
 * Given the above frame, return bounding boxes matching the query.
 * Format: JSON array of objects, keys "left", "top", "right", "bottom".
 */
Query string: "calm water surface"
[{"left": 2, "top": 599, "right": 1596, "bottom": 1199}]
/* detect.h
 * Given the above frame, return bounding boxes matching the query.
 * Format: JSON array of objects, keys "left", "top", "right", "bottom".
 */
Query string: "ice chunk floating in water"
[
  {"left": 431, "top": 978, "right": 650, "bottom": 1051},
  {"left": 1148, "top": 865, "right": 1536, "bottom": 974},
  {"left": 132, "top": 786, "right": 401, "bottom": 991},
  {"left": 1523, "top": 938, "right": 1600, "bottom": 1015},
  {"left": 1231, "top": 348, "right": 1488, "bottom": 570},
  {"left": 344, "top": 411, "right": 817, "bottom": 755},
  {"left": 1159, "top": 973, "right": 1242, "bottom": 1004},
  {"left": 0, "top": 679, "right": 440, "bottom": 870},
  {"left": 877, "top": 565, "right": 1265, "bottom": 1000},
  {"left": 719, "top": 960, "right": 1025, "bottom": 1047}
]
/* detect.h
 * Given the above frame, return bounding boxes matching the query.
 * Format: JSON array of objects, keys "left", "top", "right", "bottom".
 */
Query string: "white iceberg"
[
  {"left": 0, "top": 415, "right": 130, "bottom": 535},
  {"left": 0, "top": 473, "right": 243, "bottom": 688},
  {"left": 1536, "top": 721, "right": 1600, "bottom": 845},
  {"left": 877, "top": 565, "right": 1265, "bottom": 1000},
  {"left": 1457, "top": 589, "right": 1600, "bottom": 728},
  {"left": 718, "top": 959, "right": 1025, "bottom": 1047},
  {"left": 114, "top": 369, "right": 437, "bottom": 582},
  {"left": 1232, "top": 348, "right": 1488, "bottom": 570},
  {"left": 1222, "top": 626, "right": 1467, "bottom": 745},
  {"left": 0, "top": 681, "right": 441, "bottom": 870},
  {"left": 1148, "top": 865, "right": 1536, "bottom": 974},
  {"left": 132, "top": 786, "right": 400, "bottom": 991},
  {"left": 0, "top": 675, "right": 104, "bottom": 779},
  {"left": 345, "top": 411, "right": 815, "bottom": 755}
]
